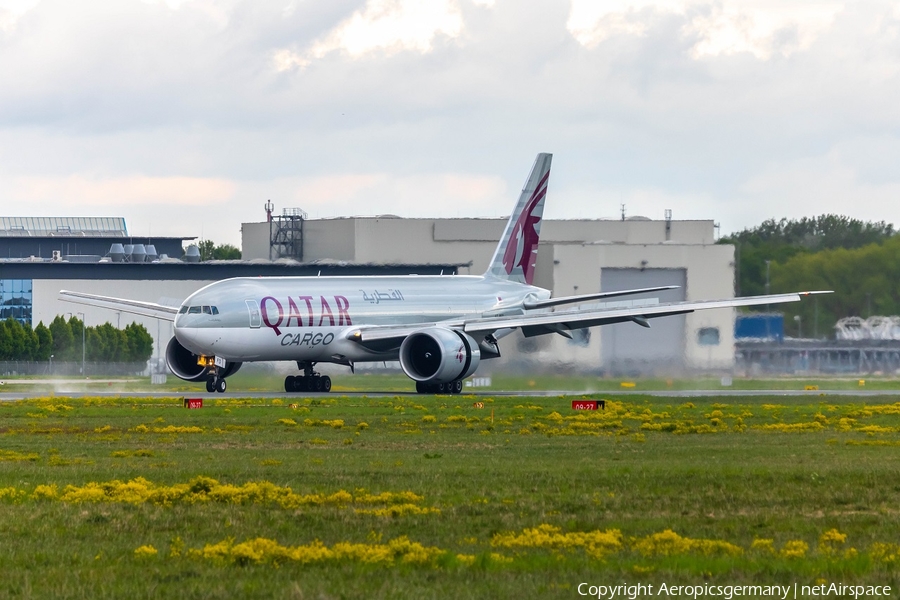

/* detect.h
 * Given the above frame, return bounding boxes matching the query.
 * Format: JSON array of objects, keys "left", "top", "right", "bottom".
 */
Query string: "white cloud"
[
  {"left": 275, "top": 0, "right": 466, "bottom": 71},
  {"left": 734, "top": 148, "right": 900, "bottom": 231},
  {"left": 2, "top": 0, "right": 900, "bottom": 248},
  {"left": 0, "top": 0, "right": 38, "bottom": 31},
  {"left": 5, "top": 174, "right": 236, "bottom": 207},
  {"left": 567, "top": 0, "right": 843, "bottom": 59}
]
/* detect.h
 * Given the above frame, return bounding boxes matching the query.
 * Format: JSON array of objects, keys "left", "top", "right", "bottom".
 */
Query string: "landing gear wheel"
[
  {"left": 415, "top": 381, "right": 428, "bottom": 394},
  {"left": 206, "top": 379, "right": 215, "bottom": 393},
  {"left": 314, "top": 376, "right": 324, "bottom": 392},
  {"left": 285, "top": 376, "right": 295, "bottom": 393},
  {"left": 322, "top": 376, "right": 332, "bottom": 392},
  {"left": 216, "top": 378, "right": 227, "bottom": 393},
  {"left": 451, "top": 380, "right": 463, "bottom": 394}
]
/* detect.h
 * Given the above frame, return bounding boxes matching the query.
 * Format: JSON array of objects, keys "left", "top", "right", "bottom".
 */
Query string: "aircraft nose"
[{"left": 175, "top": 326, "right": 214, "bottom": 356}]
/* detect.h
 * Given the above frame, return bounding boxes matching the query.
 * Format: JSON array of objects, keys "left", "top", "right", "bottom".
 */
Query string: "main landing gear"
[
  {"left": 416, "top": 380, "right": 463, "bottom": 395},
  {"left": 284, "top": 361, "right": 332, "bottom": 393}
]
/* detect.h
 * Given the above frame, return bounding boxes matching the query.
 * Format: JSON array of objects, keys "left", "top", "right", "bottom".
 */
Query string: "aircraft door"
[{"left": 246, "top": 300, "right": 261, "bottom": 328}]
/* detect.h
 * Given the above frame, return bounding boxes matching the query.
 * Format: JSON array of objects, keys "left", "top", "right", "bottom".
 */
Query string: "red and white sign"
[
  {"left": 184, "top": 398, "right": 203, "bottom": 409},
  {"left": 572, "top": 400, "right": 599, "bottom": 411}
]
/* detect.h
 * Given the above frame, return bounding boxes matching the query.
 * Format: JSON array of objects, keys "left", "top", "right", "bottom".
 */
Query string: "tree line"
[
  {"left": 0, "top": 316, "right": 153, "bottom": 363},
  {"left": 197, "top": 240, "right": 241, "bottom": 261},
  {"left": 720, "top": 215, "right": 899, "bottom": 336}
]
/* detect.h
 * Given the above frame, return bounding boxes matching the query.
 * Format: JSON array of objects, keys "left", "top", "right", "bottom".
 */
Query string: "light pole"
[
  {"left": 77, "top": 312, "right": 85, "bottom": 377},
  {"left": 765, "top": 260, "right": 772, "bottom": 339},
  {"left": 49, "top": 354, "right": 53, "bottom": 375},
  {"left": 794, "top": 314, "right": 802, "bottom": 339}
]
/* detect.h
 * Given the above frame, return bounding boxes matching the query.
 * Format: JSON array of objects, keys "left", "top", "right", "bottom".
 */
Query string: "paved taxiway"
[{"left": 3, "top": 389, "right": 900, "bottom": 401}]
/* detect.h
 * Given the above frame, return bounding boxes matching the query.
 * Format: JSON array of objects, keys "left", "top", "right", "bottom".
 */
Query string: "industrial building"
[{"left": 242, "top": 210, "right": 736, "bottom": 373}]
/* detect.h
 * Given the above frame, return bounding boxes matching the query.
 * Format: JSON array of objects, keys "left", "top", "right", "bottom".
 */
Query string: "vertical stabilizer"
[{"left": 485, "top": 153, "right": 552, "bottom": 285}]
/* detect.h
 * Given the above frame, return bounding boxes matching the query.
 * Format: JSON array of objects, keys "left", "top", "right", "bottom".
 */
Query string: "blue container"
[{"left": 735, "top": 314, "right": 784, "bottom": 342}]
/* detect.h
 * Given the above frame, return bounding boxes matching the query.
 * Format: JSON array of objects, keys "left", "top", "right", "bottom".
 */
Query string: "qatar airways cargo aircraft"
[{"left": 60, "top": 154, "right": 826, "bottom": 394}]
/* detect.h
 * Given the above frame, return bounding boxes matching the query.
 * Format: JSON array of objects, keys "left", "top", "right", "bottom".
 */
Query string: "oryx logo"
[
  {"left": 502, "top": 170, "right": 549, "bottom": 285},
  {"left": 456, "top": 345, "right": 464, "bottom": 363}
]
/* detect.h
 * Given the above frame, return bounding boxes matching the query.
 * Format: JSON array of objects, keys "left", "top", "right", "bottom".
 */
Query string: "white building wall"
[
  {"left": 241, "top": 217, "right": 717, "bottom": 264},
  {"left": 240, "top": 222, "right": 271, "bottom": 261},
  {"left": 548, "top": 243, "right": 735, "bottom": 371}
]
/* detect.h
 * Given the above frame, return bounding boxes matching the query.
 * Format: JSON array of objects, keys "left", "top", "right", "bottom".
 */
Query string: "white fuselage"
[{"left": 174, "top": 275, "right": 549, "bottom": 364}]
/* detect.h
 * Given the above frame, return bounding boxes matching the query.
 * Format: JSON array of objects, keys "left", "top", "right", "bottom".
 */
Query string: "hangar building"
[{"left": 242, "top": 211, "right": 736, "bottom": 374}]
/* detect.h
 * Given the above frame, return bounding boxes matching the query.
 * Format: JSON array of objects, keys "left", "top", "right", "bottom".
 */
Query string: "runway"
[{"left": 3, "top": 388, "right": 900, "bottom": 401}]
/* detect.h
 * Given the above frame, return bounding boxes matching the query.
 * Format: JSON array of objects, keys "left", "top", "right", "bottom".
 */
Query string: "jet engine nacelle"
[
  {"left": 398, "top": 327, "right": 480, "bottom": 384},
  {"left": 165, "top": 337, "right": 242, "bottom": 382}
]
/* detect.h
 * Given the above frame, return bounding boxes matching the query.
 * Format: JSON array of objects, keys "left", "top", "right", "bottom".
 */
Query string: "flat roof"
[
  {"left": 0, "top": 260, "right": 466, "bottom": 280},
  {"left": 0, "top": 217, "right": 129, "bottom": 237}
]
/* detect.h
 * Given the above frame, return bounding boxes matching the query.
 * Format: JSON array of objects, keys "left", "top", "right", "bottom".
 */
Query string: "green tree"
[
  {"left": 123, "top": 323, "right": 153, "bottom": 363},
  {"left": 197, "top": 239, "right": 215, "bottom": 261},
  {"left": 49, "top": 315, "right": 75, "bottom": 360},
  {"left": 22, "top": 322, "right": 38, "bottom": 361},
  {"left": 196, "top": 240, "right": 241, "bottom": 261},
  {"left": 768, "top": 236, "right": 900, "bottom": 337},
  {"left": 720, "top": 215, "right": 895, "bottom": 296},
  {"left": 212, "top": 243, "right": 241, "bottom": 260},
  {"left": 34, "top": 322, "right": 53, "bottom": 361},
  {"left": 115, "top": 328, "right": 131, "bottom": 362},
  {"left": 0, "top": 320, "right": 39, "bottom": 360},
  {"left": 84, "top": 328, "right": 104, "bottom": 362},
  {"left": 0, "top": 320, "right": 10, "bottom": 360}
]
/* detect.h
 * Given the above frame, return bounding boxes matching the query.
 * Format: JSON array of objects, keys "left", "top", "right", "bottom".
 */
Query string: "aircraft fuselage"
[{"left": 175, "top": 275, "right": 549, "bottom": 363}]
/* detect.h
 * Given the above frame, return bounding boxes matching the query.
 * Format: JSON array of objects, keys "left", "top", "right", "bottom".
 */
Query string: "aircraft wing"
[
  {"left": 59, "top": 290, "right": 179, "bottom": 322},
  {"left": 347, "top": 291, "right": 828, "bottom": 347},
  {"left": 463, "top": 291, "right": 828, "bottom": 337}
]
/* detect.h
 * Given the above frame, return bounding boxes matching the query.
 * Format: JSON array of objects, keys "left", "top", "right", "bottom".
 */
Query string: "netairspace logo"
[{"left": 576, "top": 582, "right": 893, "bottom": 600}]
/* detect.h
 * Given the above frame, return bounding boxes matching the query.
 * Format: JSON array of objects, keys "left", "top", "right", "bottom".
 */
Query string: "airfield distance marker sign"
[{"left": 572, "top": 400, "right": 605, "bottom": 410}]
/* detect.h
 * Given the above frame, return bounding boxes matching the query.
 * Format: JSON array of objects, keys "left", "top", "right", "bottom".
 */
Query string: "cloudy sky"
[{"left": 1, "top": 0, "right": 899, "bottom": 246}]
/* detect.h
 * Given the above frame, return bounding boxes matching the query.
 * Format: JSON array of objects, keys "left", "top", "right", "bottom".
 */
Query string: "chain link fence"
[{"left": 0, "top": 361, "right": 149, "bottom": 377}]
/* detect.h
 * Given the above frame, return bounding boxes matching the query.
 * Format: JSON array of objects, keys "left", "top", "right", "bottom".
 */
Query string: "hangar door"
[{"left": 600, "top": 268, "right": 686, "bottom": 375}]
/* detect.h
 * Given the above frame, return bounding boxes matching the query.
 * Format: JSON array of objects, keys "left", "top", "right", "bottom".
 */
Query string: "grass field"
[{"left": 2, "top": 391, "right": 900, "bottom": 598}]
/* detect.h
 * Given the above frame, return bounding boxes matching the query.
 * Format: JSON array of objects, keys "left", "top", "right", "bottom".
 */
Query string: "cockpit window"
[
  {"left": 211, "top": 306, "right": 219, "bottom": 315},
  {"left": 179, "top": 306, "right": 189, "bottom": 314},
  {"left": 202, "top": 306, "right": 212, "bottom": 315},
  {"left": 188, "top": 306, "right": 201, "bottom": 314}
]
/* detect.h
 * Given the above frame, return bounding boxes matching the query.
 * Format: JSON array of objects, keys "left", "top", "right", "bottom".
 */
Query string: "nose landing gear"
[
  {"left": 284, "top": 361, "right": 332, "bottom": 393},
  {"left": 199, "top": 355, "right": 228, "bottom": 394},
  {"left": 205, "top": 377, "right": 226, "bottom": 393}
]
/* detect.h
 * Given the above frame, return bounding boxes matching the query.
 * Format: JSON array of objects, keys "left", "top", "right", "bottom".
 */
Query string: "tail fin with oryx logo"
[{"left": 485, "top": 152, "right": 552, "bottom": 285}]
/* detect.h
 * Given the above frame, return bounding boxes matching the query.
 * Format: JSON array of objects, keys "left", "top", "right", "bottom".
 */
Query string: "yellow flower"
[
  {"left": 31, "top": 484, "right": 58, "bottom": 500},
  {"left": 631, "top": 530, "right": 742, "bottom": 557},
  {"left": 780, "top": 540, "right": 808, "bottom": 559},
  {"left": 134, "top": 545, "right": 158, "bottom": 558}
]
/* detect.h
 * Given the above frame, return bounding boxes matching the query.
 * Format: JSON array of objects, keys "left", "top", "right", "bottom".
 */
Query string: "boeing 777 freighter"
[{"left": 60, "top": 154, "right": 826, "bottom": 394}]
